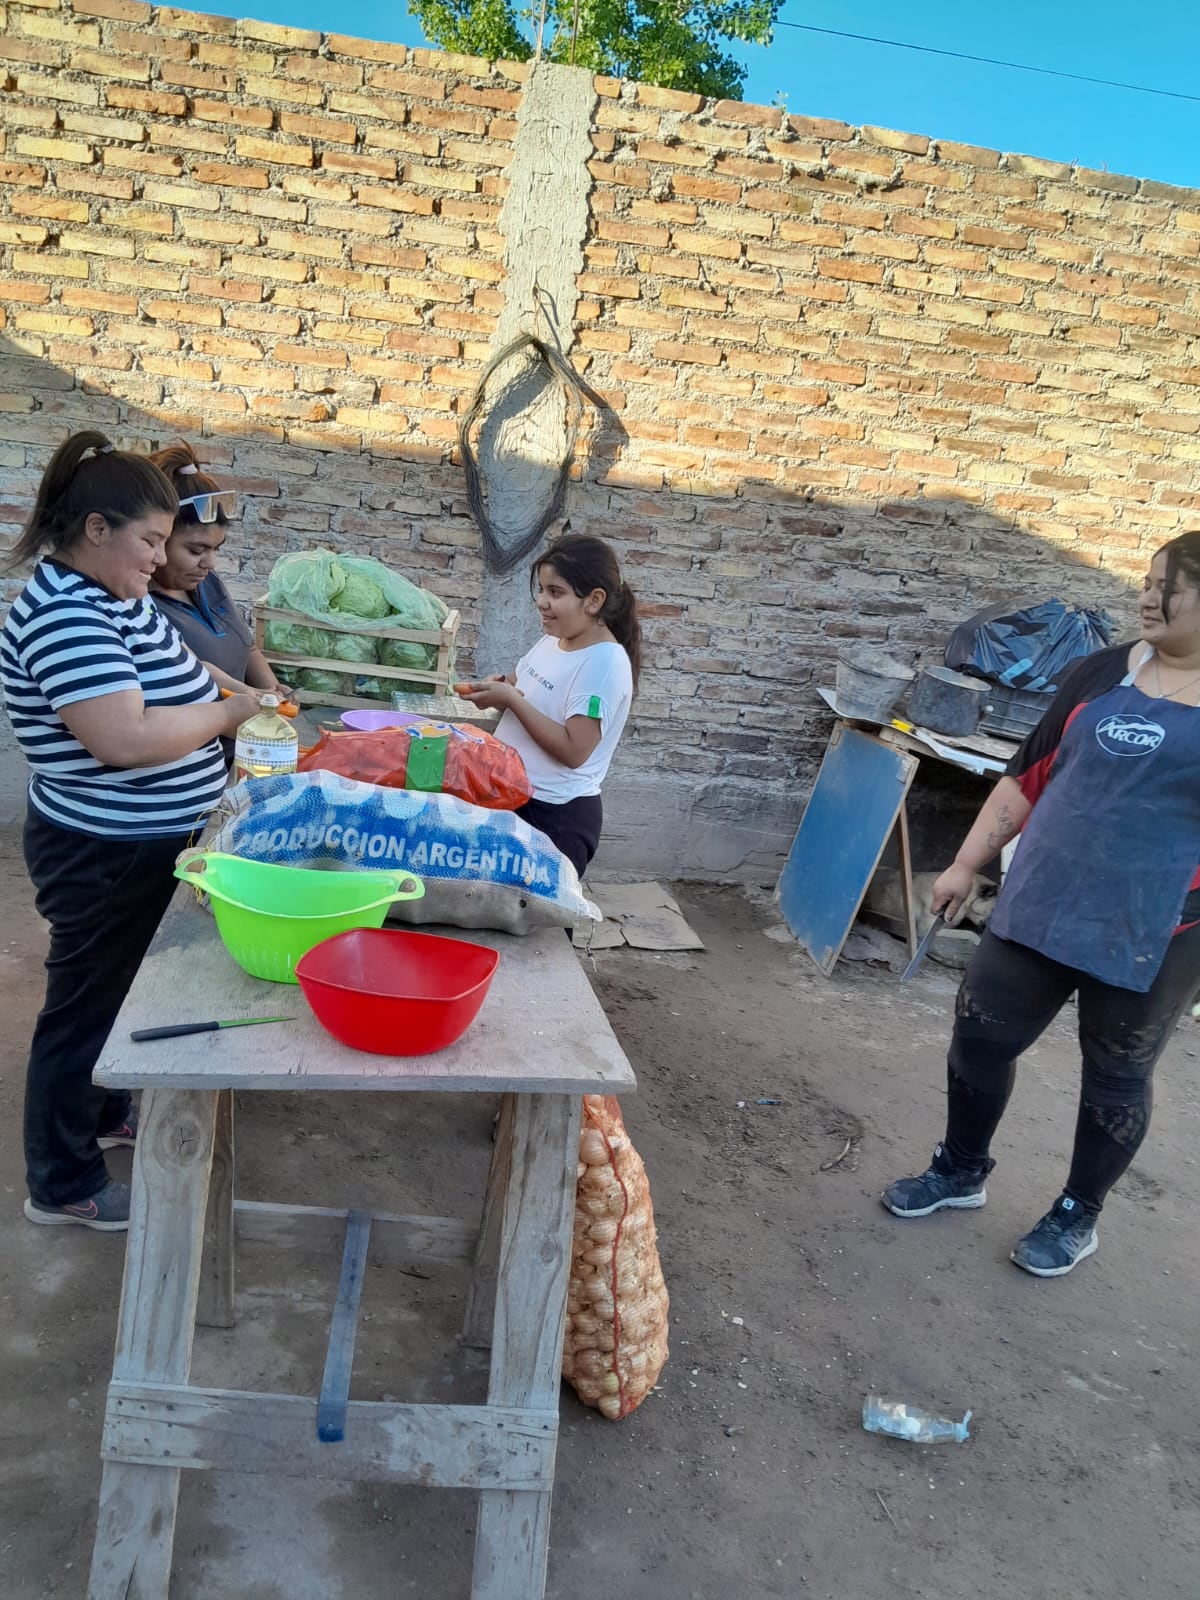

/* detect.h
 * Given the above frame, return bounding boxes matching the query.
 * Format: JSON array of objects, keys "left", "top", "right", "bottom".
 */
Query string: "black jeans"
[
  {"left": 23, "top": 807, "right": 191, "bottom": 1207},
  {"left": 516, "top": 793, "right": 603, "bottom": 878},
  {"left": 943, "top": 925, "right": 1200, "bottom": 1214}
]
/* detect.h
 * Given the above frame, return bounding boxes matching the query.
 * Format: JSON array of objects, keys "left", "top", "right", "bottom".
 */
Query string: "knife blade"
[
  {"left": 130, "top": 1016, "right": 294, "bottom": 1043},
  {"left": 901, "top": 914, "right": 945, "bottom": 985}
]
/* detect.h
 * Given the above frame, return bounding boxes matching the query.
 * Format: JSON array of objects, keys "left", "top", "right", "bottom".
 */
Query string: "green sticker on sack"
[
  {"left": 587, "top": 695, "right": 602, "bottom": 720},
  {"left": 405, "top": 731, "right": 448, "bottom": 793}
]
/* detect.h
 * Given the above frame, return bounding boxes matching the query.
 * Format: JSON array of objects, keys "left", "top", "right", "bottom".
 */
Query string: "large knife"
[
  {"left": 131, "top": 1015, "right": 293, "bottom": 1043},
  {"left": 901, "top": 914, "right": 945, "bottom": 984}
]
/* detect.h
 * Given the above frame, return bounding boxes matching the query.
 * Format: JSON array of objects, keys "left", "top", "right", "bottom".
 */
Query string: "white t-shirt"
[{"left": 495, "top": 635, "right": 632, "bottom": 803}]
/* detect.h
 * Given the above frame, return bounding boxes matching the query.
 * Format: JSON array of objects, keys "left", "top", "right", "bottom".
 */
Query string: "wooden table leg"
[
  {"left": 88, "top": 1088, "right": 218, "bottom": 1600},
  {"left": 471, "top": 1092, "right": 581, "bottom": 1600},
  {"left": 461, "top": 1092, "right": 515, "bottom": 1350},
  {"left": 198, "top": 1089, "right": 235, "bottom": 1330},
  {"left": 896, "top": 803, "right": 919, "bottom": 960}
]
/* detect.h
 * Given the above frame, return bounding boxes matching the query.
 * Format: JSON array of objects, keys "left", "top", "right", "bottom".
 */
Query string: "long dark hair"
[
  {"left": 7, "top": 430, "right": 177, "bottom": 571},
  {"left": 147, "top": 440, "right": 227, "bottom": 529},
  {"left": 532, "top": 534, "right": 641, "bottom": 689},
  {"left": 1156, "top": 529, "right": 1200, "bottom": 620}
]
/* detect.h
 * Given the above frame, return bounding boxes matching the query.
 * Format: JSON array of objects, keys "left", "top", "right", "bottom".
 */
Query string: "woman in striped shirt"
[{"left": 1, "top": 431, "right": 258, "bottom": 1232}]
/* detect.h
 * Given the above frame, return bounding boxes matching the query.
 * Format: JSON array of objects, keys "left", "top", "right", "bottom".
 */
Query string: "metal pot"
[{"left": 907, "top": 666, "right": 988, "bottom": 737}]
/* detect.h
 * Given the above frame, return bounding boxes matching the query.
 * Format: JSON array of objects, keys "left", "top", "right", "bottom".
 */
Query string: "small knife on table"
[
  {"left": 901, "top": 914, "right": 945, "bottom": 985},
  {"left": 131, "top": 1016, "right": 293, "bottom": 1043}
]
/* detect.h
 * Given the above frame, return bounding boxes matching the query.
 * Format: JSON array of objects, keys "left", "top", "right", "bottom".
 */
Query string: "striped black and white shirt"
[{"left": 1, "top": 560, "right": 227, "bottom": 839}]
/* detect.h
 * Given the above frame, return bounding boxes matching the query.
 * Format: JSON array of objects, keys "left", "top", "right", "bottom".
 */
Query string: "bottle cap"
[{"left": 261, "top": 693, "right": 279, "bottom": 708}]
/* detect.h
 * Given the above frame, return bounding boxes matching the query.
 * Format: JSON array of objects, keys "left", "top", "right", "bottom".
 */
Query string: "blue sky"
[{"left": 199, "top": 0, "right": 1200, "bottom": 188}]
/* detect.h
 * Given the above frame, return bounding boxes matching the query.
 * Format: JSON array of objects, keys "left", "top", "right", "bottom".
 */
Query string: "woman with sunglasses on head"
[
  {"left": 0, "top": 432, "right": 258, "bottom": 1232},
  {"left": 147, "top": 443, "right": 289, "bottom": 709}
]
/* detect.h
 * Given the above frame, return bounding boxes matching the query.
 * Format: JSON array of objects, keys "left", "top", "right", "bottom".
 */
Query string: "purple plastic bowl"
[{"left": 340, "top": 710, "right": 426, "bottom": 732}]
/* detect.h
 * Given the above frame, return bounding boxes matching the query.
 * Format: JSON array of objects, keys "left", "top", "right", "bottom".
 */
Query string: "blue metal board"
[
  {"left": 777, "top": 725, "right": 917, "bottom": 975},
  {"left": 317, "top": 1208, "right": 372, "bottom": 1444}
]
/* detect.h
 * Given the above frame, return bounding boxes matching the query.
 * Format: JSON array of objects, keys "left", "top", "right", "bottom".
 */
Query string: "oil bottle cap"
[{"left": 261, "top": 693, "right": 280, "bottom": 709}]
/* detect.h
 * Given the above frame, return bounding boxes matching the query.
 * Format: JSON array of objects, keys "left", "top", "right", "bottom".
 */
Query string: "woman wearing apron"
[{"left": 883, "top": 529, "right": 1200, "bottom": 1276}]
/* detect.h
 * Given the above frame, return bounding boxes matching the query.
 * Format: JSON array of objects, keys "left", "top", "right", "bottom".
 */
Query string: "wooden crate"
[{"left": 255, "top": 596, "right": 460, "bottom": 710}]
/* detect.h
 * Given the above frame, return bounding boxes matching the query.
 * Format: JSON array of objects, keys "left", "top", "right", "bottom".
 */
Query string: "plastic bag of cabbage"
[
  {"left": 263, "top": 550, "right": 451, "bottom": 699},
  {"left": 209, "top": 770, "right": 602, "bottom": 935}
]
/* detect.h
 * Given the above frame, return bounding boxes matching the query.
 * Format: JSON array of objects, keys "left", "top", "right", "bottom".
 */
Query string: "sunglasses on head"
[{"left": 177, "top": 490, "right": 238, "bottom": 524}]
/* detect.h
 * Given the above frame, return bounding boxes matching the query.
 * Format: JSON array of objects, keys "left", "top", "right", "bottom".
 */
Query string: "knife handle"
[{"left": 130, "top": 1021, "right": 219, "bottom": 1042}]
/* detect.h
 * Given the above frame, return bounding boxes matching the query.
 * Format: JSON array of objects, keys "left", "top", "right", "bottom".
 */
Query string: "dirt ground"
[{"left": 2, "top": 823, "right": 1200, "bottom": 1600}]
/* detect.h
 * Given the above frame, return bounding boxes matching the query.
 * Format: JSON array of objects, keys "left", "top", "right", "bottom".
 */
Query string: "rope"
[{"left": 458, "top": 332, "right": 589, "bottom": 575}]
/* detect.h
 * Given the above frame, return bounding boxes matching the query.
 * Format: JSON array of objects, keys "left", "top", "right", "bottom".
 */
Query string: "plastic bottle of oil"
[{"left": 233, "top": 694, "right": 298, "bottom": 783}]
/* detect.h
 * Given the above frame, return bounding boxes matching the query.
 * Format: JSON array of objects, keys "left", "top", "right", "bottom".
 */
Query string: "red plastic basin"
[{"left": 295, "top": 927, "right": 499, "bottom": 1056}]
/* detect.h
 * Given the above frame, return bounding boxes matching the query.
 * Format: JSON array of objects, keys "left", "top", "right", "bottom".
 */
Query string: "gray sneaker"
[
  {"left": 23, "top": 1179, "right": 130, "bottom": 1232},
  {"left": 882, "top": 1143, "right": 994, "bottom": 1218},
  {"left": 1011, "top": 1195, "right": 1098, "bottom": 1277}
]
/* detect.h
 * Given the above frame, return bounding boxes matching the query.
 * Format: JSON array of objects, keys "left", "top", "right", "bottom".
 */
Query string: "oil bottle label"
[{"left": 234, "top": 737, "right": 297, "bottom": 778}]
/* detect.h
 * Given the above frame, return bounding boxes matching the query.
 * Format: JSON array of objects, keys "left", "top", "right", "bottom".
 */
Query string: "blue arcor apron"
[{"left": 989, "top": 651, "right": 1200, "bottom": 992}]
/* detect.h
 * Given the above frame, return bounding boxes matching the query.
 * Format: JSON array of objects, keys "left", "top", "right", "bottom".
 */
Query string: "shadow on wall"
[{"left": 0, "top": 330, "right": 1141, "bottom": 877}]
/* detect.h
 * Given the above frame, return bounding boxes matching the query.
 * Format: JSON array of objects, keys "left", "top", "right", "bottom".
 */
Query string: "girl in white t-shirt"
[{"left": 459, "top": 535, "right": 639, "bottom": 875}]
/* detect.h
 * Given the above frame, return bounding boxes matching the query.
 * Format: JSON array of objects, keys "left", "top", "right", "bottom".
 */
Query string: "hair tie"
[
  {"left": 177, "top": 463, "right": 199, "bottom": 476},
  {"left": 97, "top": 443, "right": 114, "bottom": 455}
]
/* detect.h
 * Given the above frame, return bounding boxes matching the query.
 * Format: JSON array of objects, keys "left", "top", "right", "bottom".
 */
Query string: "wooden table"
[{"left": 86, "top": 889, "right": 636, "bottom": 1600}]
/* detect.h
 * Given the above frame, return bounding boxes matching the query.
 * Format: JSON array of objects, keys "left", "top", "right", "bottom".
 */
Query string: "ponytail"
[
  {"left": 7, "top": 430, "right": 177, "bottom": 571},
  {"left": 147, "top": 440, "right": 225, "bottom": 527},
  {"left": 533, "top": 534, "right": 641, "bottom": 690}
]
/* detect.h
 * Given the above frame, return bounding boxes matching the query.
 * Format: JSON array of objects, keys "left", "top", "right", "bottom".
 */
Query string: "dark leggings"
[
  {"left": 943, "top": 926, "right": 1200, "bottom": 1214},
  {"left": 23, "top": 807, "right": 191, "bottom": 1207},
  {"left": 516, "top": 792, "right": 603, "bottom": 878}
]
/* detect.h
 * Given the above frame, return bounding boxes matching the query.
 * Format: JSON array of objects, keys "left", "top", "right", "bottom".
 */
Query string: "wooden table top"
[{"left": 95, "top": 888, "right": 637, "bottom": 1096}]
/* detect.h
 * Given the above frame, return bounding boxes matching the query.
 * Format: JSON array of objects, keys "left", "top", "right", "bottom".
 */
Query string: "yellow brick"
[
  {"left": 235, "top": 136, "right": 315, "bottom": 169},
  {"left": 142, "top": 354, "right": 215, "bottom": 382},
  {"left": 104, "top": 260, "right": 183, "bottom": 291},
  {"left": 196, "top": 41, "right": 276, "bottom": 72},
  {"left": 72, "top": 48, "right": 151, "bottom": 80},
  {"left": 220, "top": 360, "right": 296, "bottom": 389},
  {"left": 142, "top": 182, "right": 221, "bottom": 213},
  {"left": 12, "top": 248, "right": 88, "bottom": 278},
  {"left": 16, "top": 71, "right": 100, "bottom": 106},
  {"left": 102, "top": 149, "right": 182, "bottom": 176},
  {"left": 0, "top": 222, "right": 50, "bottom": 245},
  {"left": 98, "top": 206, "right": 173, "bottom": 235},
  {"left": 16, "top": 15, "right": 101, "bottom": 44},
  {"left": 15, "top": 136, "right": 95, "bottom": 165},
  {"left": 12, "top": 194, "right": 89, "bottom": 222},
  {"left": 244, "top": 75, "right": 324, "bottom": 107},
  {"left": 15, "top": 310, "right": 95, "bottom": 335},
  {"left": 241, "top": 18, "right": 321, "bottom": 48},
  {"left": 63, "top": 112, "right": 146, "bottom": 143},
  {"left": 59, "top": 231, "right": 136, "bottom": 260},
  {"left": 146, "top": 298, "right": 224, "bottom": 328}
]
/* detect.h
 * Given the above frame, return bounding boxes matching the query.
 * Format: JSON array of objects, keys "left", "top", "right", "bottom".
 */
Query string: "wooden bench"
[{"left": 86, "top": 889, "right": 636, "bottom": 1600}]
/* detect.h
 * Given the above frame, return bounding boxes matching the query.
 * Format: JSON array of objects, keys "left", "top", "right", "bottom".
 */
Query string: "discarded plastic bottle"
[{"left": 862, "top": 1395, "right": 972, "bottom": 1443}]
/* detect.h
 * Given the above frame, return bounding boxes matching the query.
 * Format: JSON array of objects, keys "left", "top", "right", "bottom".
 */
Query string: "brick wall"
[{"left": 2, "top": 1, "right": 1197, "bottom": 869}]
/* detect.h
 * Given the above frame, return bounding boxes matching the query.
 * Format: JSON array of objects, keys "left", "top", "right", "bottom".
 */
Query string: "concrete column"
[{"left": 473, "top": 60, "right": 596, "bottom": 676}]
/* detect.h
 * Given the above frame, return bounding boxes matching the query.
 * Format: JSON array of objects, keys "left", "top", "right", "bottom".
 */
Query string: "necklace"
[{"left": 1152, "top": 656, "right": 1200, "bottom": 703}]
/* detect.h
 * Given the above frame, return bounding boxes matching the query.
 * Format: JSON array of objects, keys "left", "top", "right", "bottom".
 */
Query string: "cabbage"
[
  {"left": 329, "top": 565, "right": 388, "bottom": 620},
  {"left": 265, "top": 622, "right": 334, "bottom": 658},
  {"left": 330, "top": 632, "right": 379, "bottom": 666},
  {"left": 379, "top": 639, "right": 435, "bottom": 673},
  {"left": 298, "top": 669, "right": 349, "bottom": 697}
]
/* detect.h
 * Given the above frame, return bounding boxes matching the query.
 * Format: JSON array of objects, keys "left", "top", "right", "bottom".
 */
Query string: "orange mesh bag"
[
  {"left": 296, "top": 723, "right": 531, "bottom": 810},
  {"left": 563, "top": 1095, "right": 669, "bottom": 1420}
]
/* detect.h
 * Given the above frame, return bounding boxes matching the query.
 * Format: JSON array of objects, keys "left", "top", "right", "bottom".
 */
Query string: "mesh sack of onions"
[{"left": 562, "top": 1095, "right": 669, "bottom": 1419}]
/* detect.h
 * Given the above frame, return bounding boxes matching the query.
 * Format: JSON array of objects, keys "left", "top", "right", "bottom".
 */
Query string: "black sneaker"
[
  {"left": 23, "top": 1179, "right": 130, "bottom": 1232},
  {"left": 98, "top": 1106, "right": 138, "bottom": 1150},
  {"left": 1011, "top": 1195, "right": 1098, "bottom": 1278},
  {"left": 881, "top": 1143, "right": 993, "bottom": 1218}
]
